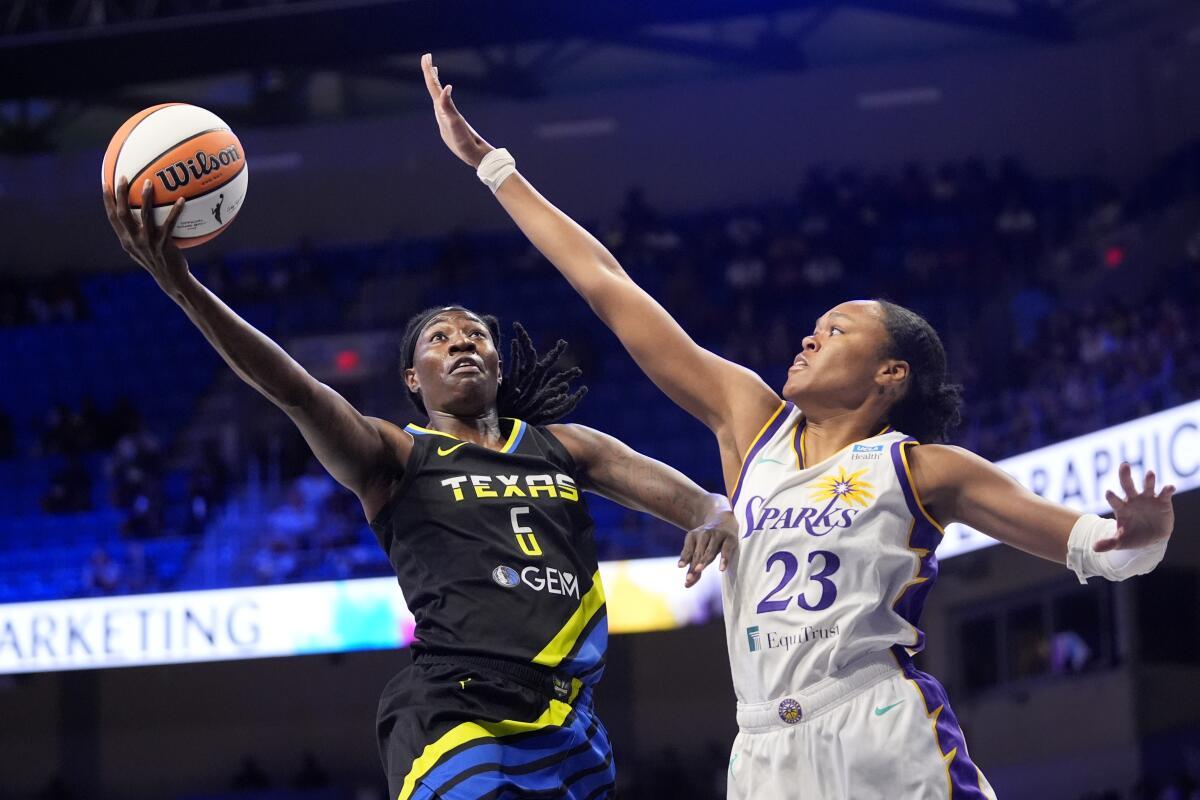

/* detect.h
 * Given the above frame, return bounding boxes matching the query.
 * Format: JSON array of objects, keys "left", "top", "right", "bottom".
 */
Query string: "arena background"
[{"left": 2, "top": 1, "right": 1200, "bottom": 798}]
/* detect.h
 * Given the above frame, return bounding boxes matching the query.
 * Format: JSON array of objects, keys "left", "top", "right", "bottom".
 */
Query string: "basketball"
[{"left": 101, "top": 103, "right": 248, "bottom": 248}]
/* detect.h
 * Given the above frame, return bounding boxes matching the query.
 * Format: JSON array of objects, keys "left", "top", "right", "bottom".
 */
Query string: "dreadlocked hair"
[
  {"left": 398, "top": 305, "right": 588, "bottom": 425},
  {"left": 874, "top": 299, "right": 963, "bottom": 443}
]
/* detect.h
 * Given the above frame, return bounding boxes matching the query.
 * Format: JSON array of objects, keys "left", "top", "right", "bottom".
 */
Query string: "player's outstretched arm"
[
  {"left": 103, "top": 179, "right": 408, "bottom": 518},
  {"left": 548, "top": 424, "right": 738, "bottom": 587},
  {"left": 909, "top": 445, "right": 1175, "bottom": 581},
  {"left": 420, "top": 54, "right": 779, "bottom": 459}
]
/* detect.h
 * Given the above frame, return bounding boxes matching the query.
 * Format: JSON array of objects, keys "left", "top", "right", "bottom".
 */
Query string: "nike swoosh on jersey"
[
  {"left": 874, "top": 701, "right": 903, "bottom": 716},
  {"left": 437, "top": 442, "right": 469, "bottom": 456}
]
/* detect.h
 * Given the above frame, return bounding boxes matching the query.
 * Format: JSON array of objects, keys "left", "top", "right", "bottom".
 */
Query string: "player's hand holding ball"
[
  {"left": 103, "top": 176, "right": 190, "bottom": 293},
  {"left": 101, "top": 103, "right": 248, "bottom": 292}
]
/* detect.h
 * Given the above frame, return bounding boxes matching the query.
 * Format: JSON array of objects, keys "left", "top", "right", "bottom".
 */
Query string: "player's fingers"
[
  {"left": 678, "top": 531, "right": 696, "bottom": 568},
  {"left": 115, "top": 177, "right": 138, "bottom": 232},
  {"left": 162, "top": 198, "right": 185, "bottom": 241},
  {"left": 699, "top": 531, "right": 723, "bottom": 568},
  {"left": 1093, "top": 534, "right": 1119, "bottom": 553},
  {"left": 720, "top": 535, "right": 736, "bottom": 572},
  {"left": 421, "top": 53, "right": 442, "bottom": 100},
  {"left": 102, "top": 184, "right": 130, "bottom": 244},
  {"left": 442, "top": 85, "right": 467, "bottom": 123},
  {"left": 1105, "top": 489, "right": 1126, "bottom": 512},
  {"left": 139, "top": 179, "right": 157, "bottom": 242},
  {"left": 689, "top": 531, "right": 709, "bottom": 574},
  {"left": 1143, "top": 469, "right": 1156, "bottom": 495},
  {"left": 101, "top": 183, "right": 117, "bottom": 221},
  {"left": 1160, "top": 485, "right": 1176, "bottom": 501},
  {"left": 1118, "top": 462, "right": 1137, "bottom": 498}
]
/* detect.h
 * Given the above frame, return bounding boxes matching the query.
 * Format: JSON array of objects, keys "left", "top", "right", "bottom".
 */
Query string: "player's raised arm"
[
  {"left": 548, "top": 423, "right": 738, "bottom": 587},
  {"left": 420, "top": 53, "right": 779, "bottom": 456},
  {"left": 909, "top": 445, "right": 1175, "bottom": 581},
  {"left": 103, "top": 179, "right": 407, "bottom": 517}
]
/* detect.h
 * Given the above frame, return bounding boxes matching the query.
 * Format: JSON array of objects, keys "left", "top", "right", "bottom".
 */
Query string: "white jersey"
[{"left": 723, "top": 401, "right": 943, "bottom": 705}]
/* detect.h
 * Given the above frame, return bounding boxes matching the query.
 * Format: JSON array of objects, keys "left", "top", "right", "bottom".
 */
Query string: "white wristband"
[
  {"left": 1065, "top": 513, "right": 1168, "bottom": 584},
  {"left": 477, "top": 148, "right": 516, "bottom": 193}
]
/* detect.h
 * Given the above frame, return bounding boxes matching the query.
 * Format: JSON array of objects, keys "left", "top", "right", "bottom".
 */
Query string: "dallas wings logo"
[{"left": 743, "top": 466, "right": 876, "bottom": 540}]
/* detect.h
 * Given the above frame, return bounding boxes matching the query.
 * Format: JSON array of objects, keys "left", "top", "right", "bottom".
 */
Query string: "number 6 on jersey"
[{"left": 511, "top": 506, "right": 542, "bottom": 557}]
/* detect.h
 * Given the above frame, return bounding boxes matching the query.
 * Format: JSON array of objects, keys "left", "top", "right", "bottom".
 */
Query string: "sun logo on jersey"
[
  {"left": 810, "top": 466, "right": 875, "bottom": 508},
  {"left": 777, "top": 698, "right": 803, "bottom": 725}
]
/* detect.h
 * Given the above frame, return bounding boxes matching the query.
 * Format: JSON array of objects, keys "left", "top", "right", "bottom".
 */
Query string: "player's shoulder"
[
  {"left": 541, "top": 423, "right": 595, "bottom": 469},
  {"left": 904, "top": 443, "right": 990, "bottom": 505},
  {"left": 906, "top": 442, "right": 981, "bottom": 468}
]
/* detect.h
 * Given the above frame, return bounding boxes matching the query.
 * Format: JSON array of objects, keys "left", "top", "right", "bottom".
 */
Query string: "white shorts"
[{"left": 727, "top": 651, "right": 998, "bottom": 800}]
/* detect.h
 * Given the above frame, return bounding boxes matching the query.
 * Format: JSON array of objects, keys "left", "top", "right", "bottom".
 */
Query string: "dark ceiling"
[{"left": 0, "top": 0, "right": 1183, "bottom": 153}]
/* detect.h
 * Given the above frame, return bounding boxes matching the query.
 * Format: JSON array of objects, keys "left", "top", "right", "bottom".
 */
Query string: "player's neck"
[
  {"left": 800, "top": 412, "right": 883, "bottom": 466},
  {"left": 425, "top": 409, "right": 507, "bottom": 448}
]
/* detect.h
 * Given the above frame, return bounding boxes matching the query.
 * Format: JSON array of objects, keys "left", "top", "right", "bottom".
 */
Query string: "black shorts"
[{"left": 377, "top": 653, "right": 615, "bottom": 800}]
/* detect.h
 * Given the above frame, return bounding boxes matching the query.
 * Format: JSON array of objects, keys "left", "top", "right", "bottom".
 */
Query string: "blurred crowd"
[
  {"left": 599, "top": 155, "right": 1200, "bottom": 462},
  {"left": 249, "top": 459, "right": 379, "bottom": 585},
  {"left": 4, "top": 142, "right": 1200, "bottom": 594},
  {"left": 0, "top": 273, "right": 87, "bottom": 327}
]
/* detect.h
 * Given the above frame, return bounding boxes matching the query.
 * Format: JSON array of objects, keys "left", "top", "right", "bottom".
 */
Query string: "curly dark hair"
[
  {"left": 398, "top": 305, "right": 587, "bottom": 425},
  {"left": 874, "top": 299, "right": 963, "bottom": 443}
]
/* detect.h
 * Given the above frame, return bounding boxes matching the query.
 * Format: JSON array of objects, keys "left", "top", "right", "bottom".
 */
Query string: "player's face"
[
  {"left": 407, "top": 310, "right": 502, "bottom": 415},
  {"left": 782, "top": 300, "right": 896, "bottom": 406}
]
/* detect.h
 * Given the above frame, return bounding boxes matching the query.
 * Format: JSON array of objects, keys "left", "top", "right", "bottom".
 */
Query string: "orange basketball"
[{"left": 101, "top": 103, "right": 249, "bottom": 248}]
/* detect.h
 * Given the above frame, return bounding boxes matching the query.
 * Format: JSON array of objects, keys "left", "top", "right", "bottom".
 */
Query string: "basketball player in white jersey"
[{"left": 421, "top": 54, "right": 1178, "bottom": 798}]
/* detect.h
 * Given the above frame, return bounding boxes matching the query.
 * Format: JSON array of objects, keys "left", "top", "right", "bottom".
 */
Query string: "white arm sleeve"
[{"left": 1065, "top": 513, "right": 1169, "bottom": 584}]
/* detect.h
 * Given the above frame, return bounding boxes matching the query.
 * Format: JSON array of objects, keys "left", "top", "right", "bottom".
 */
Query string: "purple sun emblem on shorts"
[{"left": 777, "top": 698, "right": 802, "bottom": 725}]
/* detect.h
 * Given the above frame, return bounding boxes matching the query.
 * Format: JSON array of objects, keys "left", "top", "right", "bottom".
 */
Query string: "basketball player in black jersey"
[{"left": 104, "top": 180, "right": 740, "bottom": 799}]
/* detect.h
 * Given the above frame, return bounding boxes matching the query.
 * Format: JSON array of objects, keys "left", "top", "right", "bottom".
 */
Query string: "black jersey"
[{"left": 369, "top": 418, "right": 607, "bottom": 685}]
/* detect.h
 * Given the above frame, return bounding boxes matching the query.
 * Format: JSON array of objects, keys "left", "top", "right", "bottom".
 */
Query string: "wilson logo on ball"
[
  {"left": 155, "top": 145, "right": 242, "bottom": 191},
  {"left": 102, "top": 102, "right": 249, "bottom": 248}
]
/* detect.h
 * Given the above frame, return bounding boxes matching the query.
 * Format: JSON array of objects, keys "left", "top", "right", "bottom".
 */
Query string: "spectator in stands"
[
  {"left": 108, "top": 424, "right": 164, "bottom": 538},
  {"left": 314, "top": 490, "right": 369, "bottom": 577},
  {"left": 41, "top": 456, "right": 92, "bottom": 513},
  {"left": 23, "top": 273, "right": 86, "bottom": 325},
  {"left": 123, "top": 542, "right": 155, "bottom": 594},
  {"left": 82, "top": 549, "right": 122, "bottom": 595},
  {"left": 294, "top": 457, "right": 336, "bottom": 514},
  {"left": 1044, "top": 630, "right": 1093, "bottom": 674},
  {"left": 252, "top": 486, "right": 313, "bottom": 583},
  {"left": 39, "top": 403, "right": 83, "bottom": 455},
  {"left": 183, "top": 473, "right": 214, "bottom": 538},
  {"left": 267, "top": 486, "right": 318, "bottom": 543},
  {"left": 106, "top": 396, "right": 142, "bottom": 444},
  {"left": 183, "top": 441, "right": 232, "bottom": 537},
  {"left": 76, "top": 396, "right": 105, "bottom": 452}
]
